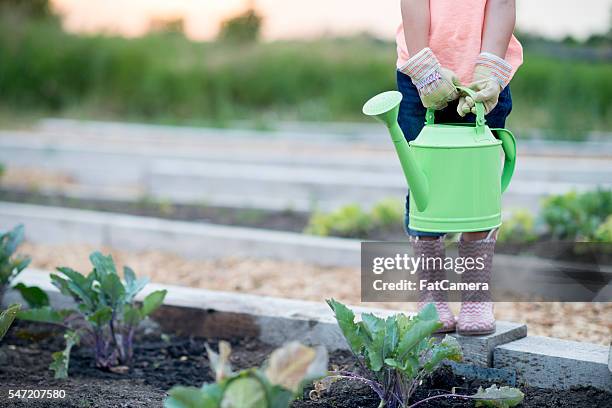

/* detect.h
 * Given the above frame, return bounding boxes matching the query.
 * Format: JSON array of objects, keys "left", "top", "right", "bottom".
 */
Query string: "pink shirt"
[{"left": 396, "top": 0, "right": 523, "bottom": 84}]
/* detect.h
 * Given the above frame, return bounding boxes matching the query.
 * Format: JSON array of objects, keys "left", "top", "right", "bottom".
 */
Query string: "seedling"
[
  {"left": 165, "top": 341, "right": 328, "bottom": 408},
  {"left": 0, "top": 304, "right": 20, "bottom": 342},
  {"left": 18, "top": 251, "right": 166, "bottom": 378},
  {"left": 327, "top": 299, "right": 523, "bottom": 408},
  {"left": 0, "top": 224, "right": 48, "bottom": 308}
]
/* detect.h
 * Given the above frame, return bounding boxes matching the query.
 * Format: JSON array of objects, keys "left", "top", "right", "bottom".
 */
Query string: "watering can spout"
[{"left": 363, "top": 91, "right": 429, "bottom": 212}]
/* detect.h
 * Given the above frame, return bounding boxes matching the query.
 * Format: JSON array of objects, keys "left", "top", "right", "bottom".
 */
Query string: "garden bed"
[
  {"left": 0, "top": 187, "right": 314, "bottom": 235},
  {"left": 18, "top": 242, "right": 612, "bottom": 346},
  {"left": 2, "top": 321, "right": 609, "bottom": 408}
]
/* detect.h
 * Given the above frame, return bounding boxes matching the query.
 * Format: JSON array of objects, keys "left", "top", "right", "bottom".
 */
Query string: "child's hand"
[
  {"left": 457, "top": 52, "right": 513, "bottom": 116},
  {"left": 400, "top": 48, "right": 461, "bottom": 110}
]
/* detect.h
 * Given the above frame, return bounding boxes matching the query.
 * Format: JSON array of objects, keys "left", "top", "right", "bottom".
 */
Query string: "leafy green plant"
[
  {"left": 0, "top": 224, "right": 48, "bottom": 308},
  {"left": 18, "top": 251, "right": 167, "bottom": 378},
  {"left": 305, "top": 199, "right": 404, "bottom": 238},
  {"left": 305, "top": 204, "right": 372, "bottom": 237},
  {"left": 594, "top": 215, "right": 612, "bottom": 243},
  {"left": 165, "top": 340, "right": 328, "bottom": 408},
  {"left": 371, "top": 199, "right": 404, "bottom": 229},
  {"left": 498, "top": 210, "right": 538, "bottom": 244},
  {"left": 0, "top": 304, "right": 20, "bottom": 341},
  {"left": 327, "top": 299, "right": 523, "bottom": 408},
  {"left": 541, "top": 189, "right": 612, "bottom": 240}
]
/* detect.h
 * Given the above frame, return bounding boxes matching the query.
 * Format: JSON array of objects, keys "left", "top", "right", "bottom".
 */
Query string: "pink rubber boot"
[
  {"left": 457, "top": 230, "right": 497, "bottom": 336},
  {"left": 410, "top": 236, "right": 455, "bottom": 332}
]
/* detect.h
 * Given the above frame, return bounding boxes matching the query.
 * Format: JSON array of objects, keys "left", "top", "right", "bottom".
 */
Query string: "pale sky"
[{"left": 52, "top": 0, "right": 611, "bottom": 41}]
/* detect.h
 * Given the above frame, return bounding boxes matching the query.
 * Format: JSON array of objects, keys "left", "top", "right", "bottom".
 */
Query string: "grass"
[{"left": 0, "top": 15, "right": 610, "bottom": 138}]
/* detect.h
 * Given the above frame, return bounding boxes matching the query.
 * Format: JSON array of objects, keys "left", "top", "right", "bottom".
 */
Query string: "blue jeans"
[{"left": 396, "top": 70, "right": 513, "bottom": 237}]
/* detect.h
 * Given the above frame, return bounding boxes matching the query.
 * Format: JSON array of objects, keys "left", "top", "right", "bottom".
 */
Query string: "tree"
[
  {"left": 148, "top": 16, "right": 185, "bottom": 36},
  {"left": 0, "top": 0, "right": 53, "bottom": 18},
  {"left": 218, "top": 3, "right": 263, "bottom": 43}
]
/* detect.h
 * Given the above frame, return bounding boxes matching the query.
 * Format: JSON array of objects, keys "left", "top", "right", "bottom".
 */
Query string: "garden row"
[
  {"left": 0, "top": 225, "right": 522, "bottom": 407},
  {"left": 1, "top": 181, "right": 610, "bottom": 245},
  {"left": 2, "top": 223, "right": 611, "bottom": 407},
  {"left": 1, "top": 124, "right": 610, "bottom": 213}
]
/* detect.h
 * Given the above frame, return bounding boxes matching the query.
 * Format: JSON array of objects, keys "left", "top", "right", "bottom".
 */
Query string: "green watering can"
[{"left": 363, "top": 86, "right": 516, "bottom": 233}]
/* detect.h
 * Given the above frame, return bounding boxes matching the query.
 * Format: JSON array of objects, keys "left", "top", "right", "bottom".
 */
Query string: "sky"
[{"left": 52, "top": 0, "right": 611, "bottom": 41}]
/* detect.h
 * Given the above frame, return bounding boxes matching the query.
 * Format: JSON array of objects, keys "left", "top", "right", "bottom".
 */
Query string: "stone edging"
[{"left": 7, "top": 269, "right": 611, "bottom": 392}]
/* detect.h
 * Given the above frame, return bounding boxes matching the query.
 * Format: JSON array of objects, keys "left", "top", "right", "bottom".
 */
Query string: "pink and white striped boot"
[
  {"left": 457, "top": 230, "right": 497, "bottom": 336},
  {"left": 410, "top": 236, "right": 455, "bottom": 332}
]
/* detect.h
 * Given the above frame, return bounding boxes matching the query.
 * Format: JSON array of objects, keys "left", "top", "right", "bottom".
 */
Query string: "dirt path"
[{"left": 23, "top": 242, "right": 611, "bottom": 345}]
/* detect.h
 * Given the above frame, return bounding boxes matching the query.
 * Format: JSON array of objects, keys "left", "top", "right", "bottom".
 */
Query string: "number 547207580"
[{"left": 7, "top": 389, "right": 66, "bottom": 399}]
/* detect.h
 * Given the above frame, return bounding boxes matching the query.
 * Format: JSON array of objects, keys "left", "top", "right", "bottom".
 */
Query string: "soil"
[
  {"left": 0, "top": 187, "right": 406, "bottom": 240},
  {"left": 1, "top": 322, "right": 610, "bottom": 408},
  {"left": 0, "top": 187, "right": 313, "bottom": 235}
]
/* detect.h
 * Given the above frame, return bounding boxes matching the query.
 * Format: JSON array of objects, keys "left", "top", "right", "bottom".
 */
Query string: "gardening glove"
[
  {"left": 400, "top": 47, "right": 460, "bottom": 110},
  {"left": 457, "top": 52, "right": 513, "bottom": 117}
]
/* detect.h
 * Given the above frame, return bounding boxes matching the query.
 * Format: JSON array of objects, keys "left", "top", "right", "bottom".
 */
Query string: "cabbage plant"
[
  {"left": 165, "top": 340, "right": 328, "bottom": 408},
  {"left": 327, "top": 299, "right": 523, "bottom": 408},
  {"left": 18, "top": 252, "right": 166, "bottom": 378}
]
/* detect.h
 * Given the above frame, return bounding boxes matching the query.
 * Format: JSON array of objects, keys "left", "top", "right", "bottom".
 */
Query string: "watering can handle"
[
  {"left": 494, "top": 128, "right": 517, "bottom": 193},
  {"left": 425, "top": 86, "right": 486, "bottom": 128}
]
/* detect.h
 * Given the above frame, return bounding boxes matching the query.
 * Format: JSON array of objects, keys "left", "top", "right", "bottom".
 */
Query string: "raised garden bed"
[
  {"left": 2, "top": 320, "right": 609, "bottom": 407},
  {"left": 0, "top": 323, "right": 603, "bottom": 408},
  {"left": 2, "top": 269, "right": 611, "bottom": 407},
  {"left": 0, "top": 188, "right": 313, "bottom": 235}
]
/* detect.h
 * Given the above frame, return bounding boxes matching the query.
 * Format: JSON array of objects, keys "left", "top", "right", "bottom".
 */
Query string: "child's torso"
[{"left": 396, "top": 0, "right": 523, "bottom": 84}]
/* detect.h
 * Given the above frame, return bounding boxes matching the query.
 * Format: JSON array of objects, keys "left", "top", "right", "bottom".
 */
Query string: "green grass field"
[{"left": 0, "top": 16, "right": 610, "bottom": 138}]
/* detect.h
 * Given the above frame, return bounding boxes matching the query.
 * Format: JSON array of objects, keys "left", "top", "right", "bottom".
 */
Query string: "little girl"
[{"left": 396, "top": 0, "right": 523, "bottom": 335}]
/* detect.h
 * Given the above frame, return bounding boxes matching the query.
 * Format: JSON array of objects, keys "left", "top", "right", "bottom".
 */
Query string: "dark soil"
[
  {"left": 1, "top": 322, "right": 610, "bottom": 408},
  {"left": 0, "top": 321, "right": 276, "bottom": 407},
  {"left": 0, "top": 187, "right": 311, "bottom": 234},
  {"left": 0, "top": 187, "right": 407, "bottom": 240}
]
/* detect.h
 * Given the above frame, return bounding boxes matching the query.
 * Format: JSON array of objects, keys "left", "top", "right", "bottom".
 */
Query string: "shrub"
[
  {"left": 371, "top": 198, "right": 404, "bottom": 229},
  {"left": 594, "top": 215, "right": 612, "bottom": 243},
  {"left": 18, "top": 251, "right": 167, "bottom": 378},
  {"left": 498, "top": 210, "right": 538, "bottom": 244},
  {"left": 327, "top": 299, "right": 523, "bottom": 408},
  {"left": 305, "top": 204, "right": 372, "bottom": 237},
  {"left": 305, "top": 199, "right": 403, "bottom": 238},
  {"left": 541, "top": 188, "right": 612, "bottom": 240},
  {"left": 165, "top": 341, "right": 328, "bottom": 408}
]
